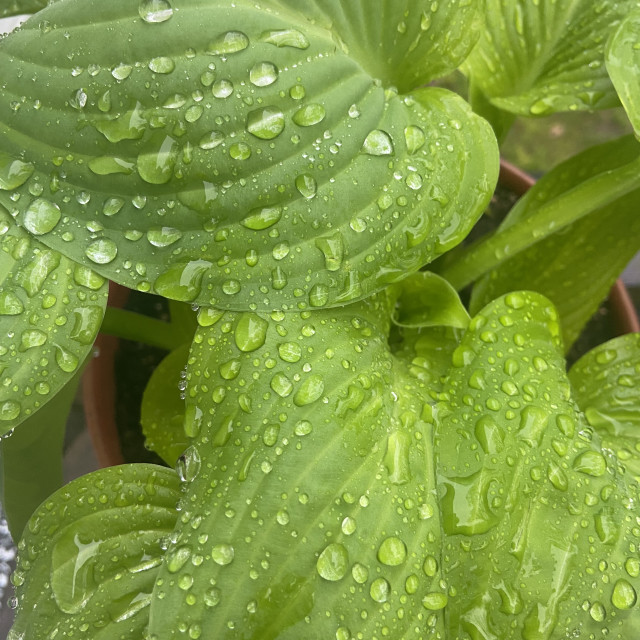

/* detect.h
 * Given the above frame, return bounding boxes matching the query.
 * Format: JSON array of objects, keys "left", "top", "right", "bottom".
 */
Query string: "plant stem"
[
  {"left": 435, "top": 158, "right": 640, "bottom": 290},
  {"left": 100, "top": 307, "right": 183, "bottom": 351}
]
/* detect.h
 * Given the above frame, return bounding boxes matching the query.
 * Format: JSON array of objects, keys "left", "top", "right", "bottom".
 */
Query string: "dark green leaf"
[
  {"left": 469, "top": 136, "right": 640, "bottom": 348},
  {"left": 0, "top": 206, "right": 108, "bottom": 433},
  {"left": 0, "top": 0, "right": 498, "bottom": 310},
  {"left": 0, "top": 364, "right": 81, "bottom": 541},
  {"left": 141, "top": 343, "right": 189, "bottom": 466},
  {"left": 607, "top": 10, "right": 640, "bottom": 139},
  {"left": 570, "top": 333, "right": 640, "bottom": 480},
  {"left": 392, "top": 271, "right": 470, "bottom": 329},
  {"left": 464, "top": 0, "right": 637, "bottom": 115},
  {"left": 0, "top": 0, "right": 50, "bottom": 18},
  {"left": 149, "top": 293, "right": 446, "bottom": 638},
  {"left": 9, "top": 464, "right": 180, "bottom": 640},
  {"left": 437, "top": 291, "right": 640, "bottom": 638}
]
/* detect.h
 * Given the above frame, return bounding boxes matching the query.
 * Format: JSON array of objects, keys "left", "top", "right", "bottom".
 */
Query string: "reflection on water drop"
[
  {"left": 293, "top": 104, "right": 326, "bottom": 126},
  {"left": 316, "top": 543, "right": 348, "bottom": 581},
  {"left": 250, "top": 61, "right": 279, "bottom": 87},
  {"left": 362, "top": 130, "right": 394, "bottom": 156},
  {"left": 247, "top": 107, "right": 285, "bottom": 139},
  {"left": 208, "top": 31, "right": 250, "bottom": 55},
  {"left": 23, "top": 198, "right": 61, "bottom": 235},
  {"left": 139, "top": 0, "right": 173, "bottom": 23}
]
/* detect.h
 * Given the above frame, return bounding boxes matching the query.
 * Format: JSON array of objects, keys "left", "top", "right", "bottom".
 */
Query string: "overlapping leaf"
[
  {"left": 570, "top": 333, "right": 640, "bottom": 480},
  {"left": 150, "top": 291, "right": 446, "bottom": 638},
  {"left": 468, "top": 136, "right": 640, "bottom": 348},
  {"left": 9, "top": 464, "right": 181, "bottom": 640},
  {"left": 0, "top": 204, "right": 107, "bottom": 433},
  {"left": 437, "top": 292, "right": 640, "bottom": 638},
  {"left": 607, "top": 10, "right": 640, "bottom": 139},
  {"left": 464, "top": 0, "right": 640, "bottom": 115},
  {"left": 0, "top": 0, "right": 497, "bottom": 311}
]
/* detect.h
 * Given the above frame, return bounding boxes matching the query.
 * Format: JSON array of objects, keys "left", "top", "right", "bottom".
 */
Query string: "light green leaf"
[
  {"left": 0, "top": 205, "right": 108, "bottom": 434},
  {"left": 468, "top": 136, "right": 640, "bottom": 349},
  {"left": 149, "top": 294, "right": 445, "bottom": 638},
  {"left": 607, "top": 9, "right": 640, "bottom": 139},
  {"left": 0, "top": 0, "right": 50, "bottom": 18},
  {"left": 437, "top": 291, "right": 640, "bottom": 638},
  {"left": 0, "top": 363, "right": 82, "bottom": 541},
  {"left": 464, "top": 0, "right": 640, "bottom": 115},
  {"left": 392, "top": 271, "right": 470, "bottom": 329},
  {"left": 141, "top": 343, "right": 189, "bottom": 466},
  {"left": 570, "top": 333, "right": 640, "bottom": 480},
  {"left": 9, "top": 464, "right": 180, "bottom": 640},
  {"left": 0, "top": 0, "right": 497, "bottom": 310}
]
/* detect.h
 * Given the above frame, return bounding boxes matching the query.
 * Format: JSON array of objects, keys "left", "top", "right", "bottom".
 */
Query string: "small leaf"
[
  {"left": 0, "top": 206, "right": 108, "bottom": 434},
  {"left": 9, "top": 464, "right": 180, "bottom": 640},
  {"left": 438, "top": 292, "right": 640, "bottom": 638},
  {"left": 392, "top": 271, "right": 470, "bottom": 329},
  {"left": 149, "top": 294, "right": 446, "bottom": 638},
  {"left": 607, "top": 9, "right": 640, "bottom": 139},
  {"left": 470, "top": 136, "right": 640, "bottom": 349},
  {"left": 464, "top": 0, "right": 637, "bottom": 115},
  {"left": 0, "top": 0, "right": 498, "bottom": 310},
  {"left": 569, "top": 333, "right": 640, "bottom": 479},
  {"left": 141, "top": 344, "right": 189, "bottom": 466}
]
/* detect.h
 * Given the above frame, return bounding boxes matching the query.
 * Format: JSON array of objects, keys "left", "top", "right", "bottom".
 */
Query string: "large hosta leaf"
[
  {"left": 437, "top": 292, "right": 640, "bottom": 638},
  {"left": 468, "top": 136, "right": 640, "bottom": 349},
  {"left": 0, "top": 205, "right": 107, "bottom": 433},
  {"left": 607, "top": 10, "right": 640, "bottom": 139},
  {"left": 0, "top": 0, "right": 497, "bottom": 311},
  {"left": 150, "top": 292, "right": 446, "bottom": 638},
  {"left": 464, "top": 0, "right": 640, "bottom": 115},
  {"left": 9, "top": 464, "right": 180, "bottom": 640},
  {"left": 570, "top": 333, "right": 640, "bottom": 480}
]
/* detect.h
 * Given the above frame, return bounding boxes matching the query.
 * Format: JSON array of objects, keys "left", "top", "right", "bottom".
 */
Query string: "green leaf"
[
  {"left": 569, "top": 333, "right": 640, "bottom": 480},
  {"left": 0, "top": 363, "right": 82, "bottom": 541},
  {"left": 149, "top": 294, "right": 446, "bottom": 638},
  {"left": 168, "top": 299, "right": 198, "bottom": 345},
  {"left": 0, "top": 206, "right": 108, "bottom": 434},
  {"left": 392, "top": 271, "right": 470, "bottom": 329},
  {"left": 0, "top": 0, "right": 50, "bottom": 18},
  {"left": 468, "top": 136, "right": 640, "bottom": 348},
  {"left": 141, "top": 343, "right": 189, "bottom": 466},
  {"left": 464, "top": 0, "right": 639, "bottom": 115},
  {"left": 437, "top": 291, "right": 640, "bottom": 638},
  {"left": 9, "top": 464, "right": 180, "bottom": 640},
  {"left": 607, "top": 9, "right": 640, "bottom": 139},
  {"left": 0, "top": 0, "right": 498, "bottom": 310}
]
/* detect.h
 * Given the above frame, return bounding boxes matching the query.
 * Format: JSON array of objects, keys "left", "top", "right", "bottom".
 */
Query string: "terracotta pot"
[{"left": 82, "top": 163, "right": 640, "bottom": 468}]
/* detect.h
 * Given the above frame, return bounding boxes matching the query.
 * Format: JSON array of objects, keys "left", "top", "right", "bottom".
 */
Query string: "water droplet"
[
  {"left": 589, "top": 601, "right": 606, "bottom": 622},
  {"left": 0, "top": 152, "right": 34, "bottom": 191},
  {"left": 475, "top": 416, "right": 504, "bottom": 454},
  {"left": 611, "top": 579, "right": 637, "bottom": 610},
  {"left": 70, "top": 306, "right": 103, "bottom": 345},
  {"left": 518, "top": 406, "right": 549, "bottom": 447},
  {"left": 147, "top": 226, "right": 182, "bottom": 248},
  {"left": 176, "top": 446, "right": 201, "bottom": 482},
  {"left": 260, "top": 29, "right": 310, "bottom": 49},
  {"left": 208, "top": 31, "right": 249, "bottom": 55},
  {"left": 229, "top": 142, "right": 251, "bottom": 160},
  {"left": 404, "top": 125, "right": 425, "bottom": 154},
  {"left": 271, "top": 372, "right": 293, "bottom": 398},
  {"left": 154, "top": 260, "right": 211, "bottom": 302},
  {"left": 341, "top": 517, "right": 356, "bottom": 535},
  {"left": 625, "top": 557, "right": 640, "bottom": 578},
  {"left": 289, "top": 85, "right": 306, "bottom": 100},
  {"left": 278, "top": 342, "right": 301, "bottom": 363},
  {"left": 0, "top": 292, "right": 24, "bottom": 315},
  {"left": 199, "top": 130, "right": 225, "bottom": 150},
  {"left": 138, "top": 135, "right": 178, "bottom": 184},
  {"left": 235, "top": 313, "right": 268, "bottom": 352},
  {"left": 362, "top": 130, "right": 394, "bottom": 156},
  {"left": 309, "top": 283, "right": 329, "bottom": 307},
  {"left": 294, "top": 420, "right": 312, "bottom": 436},
  {"left": 369, "top": 577, "right": 391, "bottom": 603},
  {"left": 293, "top": 374, "right": 324, "bottom": 406},
  {"left": 23, "top": 198, "right": 61, "bottom": 235},
  {"left": 212, "top": 79, "right": 234, "bottom": 98},
  {"left": 167, "top": 545, "right": 192, "bottom": 573},
  {"left": 184, "top": 404, "right": 203, "bottom": 438},
  {"left": 149, "top": 56, "right": 175, "bottom": 74},
  {"left": 139, "top": 0, "right": 173, "bottom": 23},
  {"left": 263, "top": 423, "right": 280, "bottom": 446},
  {"left": 352, "top": 562, "right": 368, "bottom": 583},
  {"left": 315, "top": 233, "right": 344, "bottom": 271},
  {"left": 0, "top": 401, "right": 21, "bottom": 421},
  {"left": 422, "top": 592, "right": 448, "bottom": 610},
  {"left": 292, "top": 104, "right": 326, "bottom": 127},
  {"left": 85, "top": 238, "right": 118, "bottom": 264},
  {"left": 573, "top": 450, "right": 607, "bottom": 477},
  {"left": 316, "top": 543, "right": 348, "bottom": 581},
  {"left": 247, "top": 107, "right": 285, "bottom": 139},
  {"left": 250, "top": 61, "right": 278, "bottom": 86},
  {"left": 377, "top": 536, "right": 407, "bottom": 566},
  {"left": 295, "top": 174, "right": 317, "bottom": 199},
  {"left": 211, "top": 543, "right": 234, "bottom": 566}
]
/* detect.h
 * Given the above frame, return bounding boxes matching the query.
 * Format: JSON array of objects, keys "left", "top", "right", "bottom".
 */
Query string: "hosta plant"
[{"left": 1, "top": 0, "right": 640, "bottom": 638}]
